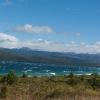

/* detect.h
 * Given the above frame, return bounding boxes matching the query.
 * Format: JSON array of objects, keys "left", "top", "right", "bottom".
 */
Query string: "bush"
[
  {"left": 22, "top": 72, "right": 27, "bottom": 78},
  {"left": 6, "top": 70, "right": 18, "bottom": 85},
  {"left": 68, "top": 72, "right": 74, "bottom": 78},
  {"left": 91, "top": 72, "right": 99, "bottom": 78},
  {"left": 0, "top": 76, "right": 7, "bottom": 83},
  {"left": 67, "top": 78, "right": 78, "bottom": 86},
  {"left": 88, "top": 77, "right": 100, "bottom": 89},
  {"left": 0, "top": 86, "right": 7, "bottom": 99}
]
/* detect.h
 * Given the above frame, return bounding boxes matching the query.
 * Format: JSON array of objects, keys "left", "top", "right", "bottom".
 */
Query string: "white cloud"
[
  {"left": 0, "top": 33, "right": 18, "bottom": 42},
  {"left": 1, "top": 0, "right": 12, "bottom": 6},
  {"left": 0, "top": 33, "right": 19, "bottom": 48},
  {"left": 1, "top": 33, "right": 100, "bottom": 54},
  {"left": 12, "top": 24, "right": 56, "bottom": 34},
  {"left": 63, "top": 33, "right": 81, "bottom": 37}
]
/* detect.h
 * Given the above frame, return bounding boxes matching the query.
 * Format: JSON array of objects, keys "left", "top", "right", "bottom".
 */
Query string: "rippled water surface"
[{"left": 0, "top": 61, "right": 100, "bottom": 76}]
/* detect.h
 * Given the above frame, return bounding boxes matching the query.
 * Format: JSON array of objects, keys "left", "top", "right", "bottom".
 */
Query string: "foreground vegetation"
[{"left": 1, "top": 71, "right": 100, "bottom": 100}]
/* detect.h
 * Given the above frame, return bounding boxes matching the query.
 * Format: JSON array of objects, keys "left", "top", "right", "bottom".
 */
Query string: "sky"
[{"left": 0, "top": 0, "right": 100, "bottom": 54}]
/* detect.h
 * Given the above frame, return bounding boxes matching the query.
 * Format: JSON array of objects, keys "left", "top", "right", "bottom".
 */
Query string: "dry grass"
[{"left": 1, "top": 73, "right": 100, "bottom": 100}]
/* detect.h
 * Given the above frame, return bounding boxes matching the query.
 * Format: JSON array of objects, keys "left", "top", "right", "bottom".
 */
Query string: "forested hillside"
[{"left": 0, "top": 50, "right": 100, "bottom": 67}]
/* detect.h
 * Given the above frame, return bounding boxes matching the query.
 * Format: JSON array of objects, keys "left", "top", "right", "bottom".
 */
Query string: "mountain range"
[{"left": 0, "top": 47, "right": 100, "bottom": 66}]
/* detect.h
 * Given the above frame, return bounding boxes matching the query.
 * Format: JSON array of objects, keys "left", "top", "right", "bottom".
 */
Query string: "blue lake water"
[{"left": 0, "top": 61, "right": 100, "bottom": 76}]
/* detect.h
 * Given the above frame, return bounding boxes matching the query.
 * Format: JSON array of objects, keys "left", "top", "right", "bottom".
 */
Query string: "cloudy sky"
[{"left": 0, "top": 0, "right": 100, "bottom": 54}]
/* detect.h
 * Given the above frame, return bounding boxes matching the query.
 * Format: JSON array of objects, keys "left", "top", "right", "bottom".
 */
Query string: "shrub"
[
  {"left": 68, "top": 72, "right": 74, "bottom": 78},
  {"left": 0, "top": 86, "right": 7, "bottom": 99},
  {"left": 88, "top": 77, "right": 100, "bottom": 89},
  {"left": 67, "top": 78, "right": 78, "bottom": 86},
  {"left": 6, "top": 70, "right": 18, "bottom": 85},
  {"left": 0, "top": 76, "right": 7, "bottom": 83},
  {"left": 22, "top": 72, "right": 27, "bottom": 78},
  {"left": 91, "top": 72, "right": 99, "bottom": 78}
]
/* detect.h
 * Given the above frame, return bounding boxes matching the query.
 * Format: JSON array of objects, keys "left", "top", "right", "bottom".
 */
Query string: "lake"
[{"left": 0, "top": 61, "right": 100, "bottom": 76}]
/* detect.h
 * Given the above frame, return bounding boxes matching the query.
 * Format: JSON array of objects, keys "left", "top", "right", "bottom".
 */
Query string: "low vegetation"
[{"left": 0, "top": 71, "right": 100, "bottom": 100}]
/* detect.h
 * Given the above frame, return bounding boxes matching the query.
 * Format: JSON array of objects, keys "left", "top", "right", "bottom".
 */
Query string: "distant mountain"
[
  {"left": 0, "top": 47, "right": 100, "bottom": 66},
  {"left": 0, "top": 50, "right": 71, "bottom": 65}
]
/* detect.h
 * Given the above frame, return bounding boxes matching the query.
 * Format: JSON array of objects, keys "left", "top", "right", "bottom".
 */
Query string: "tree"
[
  {"left": 68, "top": 72, "right": 74, "bottom": 78},
  {"left": 67, "top": 72, "right": 78, "bottom": 86},
  {"left": 6, "top": 70, "right": 18, "bottom": 85}
]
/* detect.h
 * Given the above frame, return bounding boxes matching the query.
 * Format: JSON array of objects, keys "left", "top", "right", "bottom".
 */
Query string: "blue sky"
[{"left": 0, "top": 0, "right": 100, "bottom": 53}]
